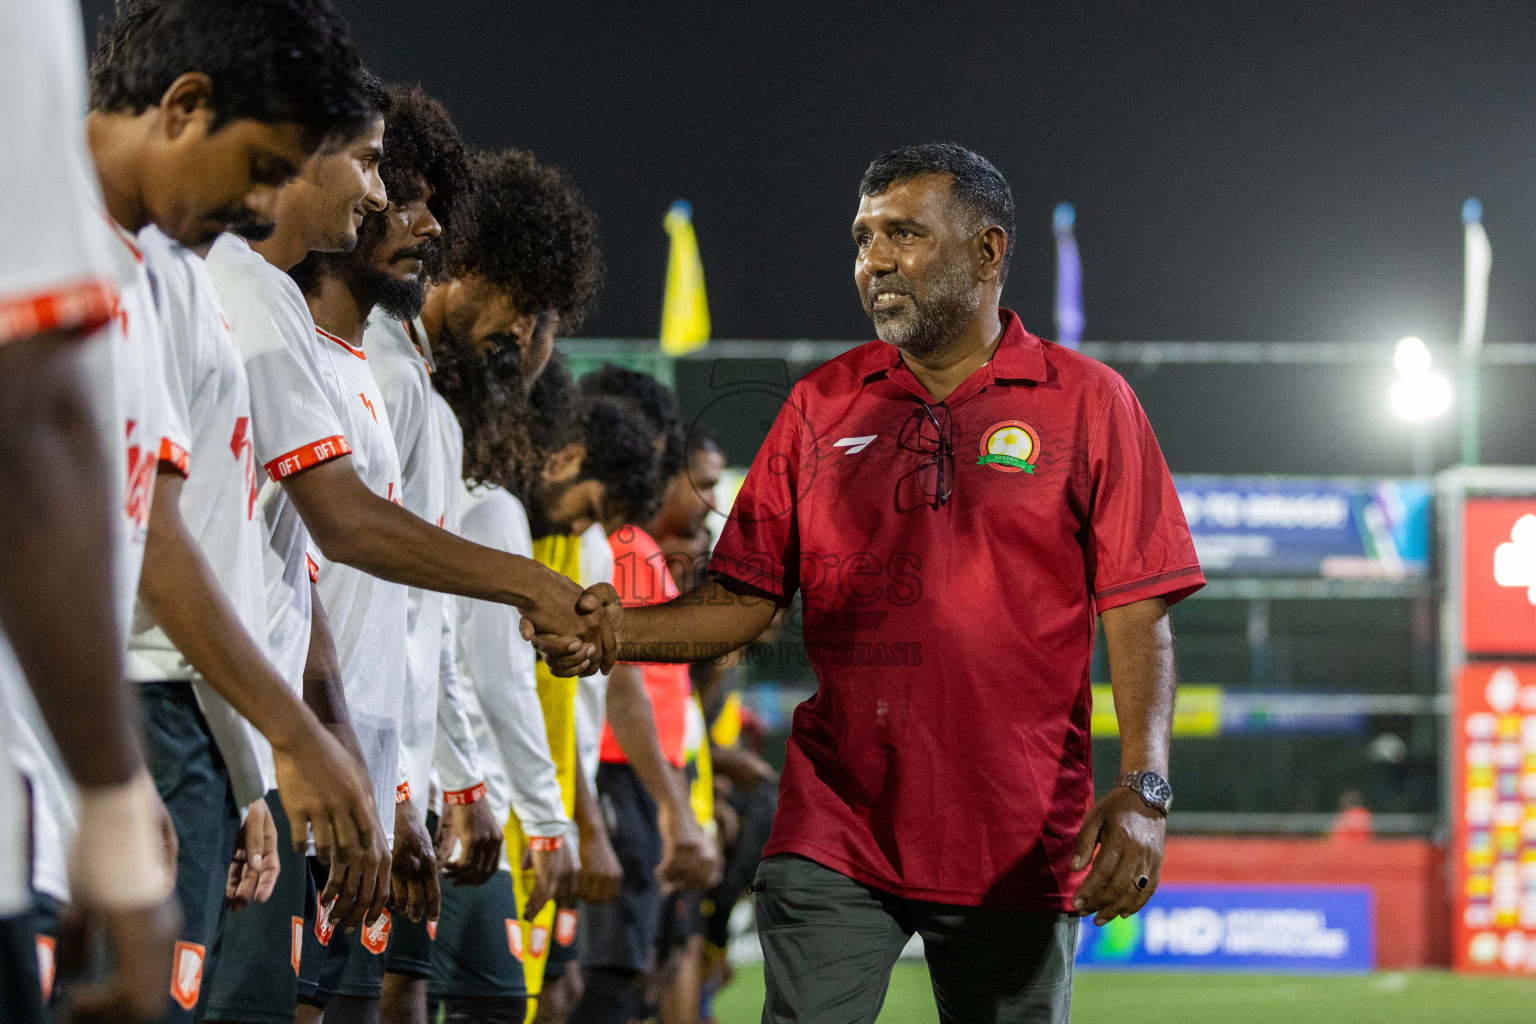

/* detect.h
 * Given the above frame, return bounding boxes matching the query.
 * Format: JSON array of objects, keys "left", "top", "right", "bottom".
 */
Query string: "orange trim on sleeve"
[
  {"left": 264, "top": 435, "right": 351, "bottom": 481},
  {"left": 0, "top": 279, "right": 117, "bottom": 346},
  {"left": 442, "top": 782, "right": 486, "bottom": 806},
  {"left": 395, "top": 783, "right": 411, "bottom": 804},
  {"left": 157, "top": 438, "right": 190, "bottom": 476},
  {"left": 528, "top": 835, "right": 564, "bottom": 852}
]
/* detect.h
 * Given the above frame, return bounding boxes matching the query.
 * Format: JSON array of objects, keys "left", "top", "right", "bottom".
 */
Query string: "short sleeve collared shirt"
[{"left": 709, "top": 309, "right": 1203, "bottom": 910}]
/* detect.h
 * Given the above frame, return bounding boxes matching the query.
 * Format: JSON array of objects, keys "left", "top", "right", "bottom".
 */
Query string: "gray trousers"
[{"left": 753, "top": 854, "right": 1077, "bottom": 1024}]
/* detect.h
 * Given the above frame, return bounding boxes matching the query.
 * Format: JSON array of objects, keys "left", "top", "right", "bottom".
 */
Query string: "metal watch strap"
[{"left": 1116, "top": 770, "right": 1172, "bottom": 813}]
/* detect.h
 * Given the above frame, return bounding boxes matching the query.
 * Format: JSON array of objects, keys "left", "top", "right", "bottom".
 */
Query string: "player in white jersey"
[
  {"left": 0, "top": 10, "right": 176, "bottom": 1018},
  {"left": 205, "top": 103, "right": 400, "bottom": 1018},
  {"left": 303, "top": 85, "right": 500, "bottom": 1022},
  {"left": 80, "top": 5, "right": 385, "bottom": 1022},
  {"left": 131, "top": 223, "right": 384, "bottom": 1019}
]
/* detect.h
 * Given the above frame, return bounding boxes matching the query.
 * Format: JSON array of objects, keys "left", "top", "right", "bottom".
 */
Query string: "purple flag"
[{"left": 1054, "top": 203, "right": 1083, "bottom": 350}]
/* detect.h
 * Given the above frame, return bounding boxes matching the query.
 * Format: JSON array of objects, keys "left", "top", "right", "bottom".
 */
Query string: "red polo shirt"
[{"left": 708, "top": 310, "right": 1202, "bottom": 911}]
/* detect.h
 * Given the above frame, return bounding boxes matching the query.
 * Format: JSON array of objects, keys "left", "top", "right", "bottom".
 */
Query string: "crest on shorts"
[
  {"left": 361, "top": 909, "right": 392, "bottom": 955},
  {"left": 555, "top": 908, "right": 579, "bottom": 947},
  {"left": 170, "top": 940, "right": 205, "bottom": 1011},
  {"left": 506, "top": 919, "right": 524, "bottom": 961},
  {"left": 36, "top": 935, "right": 55, "bottom": 1001},
  {"left": 977, "top": 420, "right": 1040, "bottom": 474},
  {"left": 529, "top": 923, "right": 550, "bottom": 959},
  {"left": 315, "top": 895, "right": 336, "bottom": 946}
]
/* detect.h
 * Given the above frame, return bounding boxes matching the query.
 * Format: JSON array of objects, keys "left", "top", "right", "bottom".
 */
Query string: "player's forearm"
[
  {"left": 616, "top": 576, "right": 778, "bottom": 663},
  {"left": 302, "top": 581, "right": 367, "bottom": 770},
  {"left": 286, "top": 464, "right": 563, "bottom": 610},
  {"left": 605, "top": 664, "right": 690, "bottom": 819},
  {"left": 571, "top": 765, "right": 605, "bottom": 843},
  {"left": 0, "top": 335, "right": 141, "bottom": 787},
  {"left": 139, "top": 472, "right": 313, "bottom": 751},
  {"left": 1100, "top": 598, "right": 1175, "bottom": 776}
]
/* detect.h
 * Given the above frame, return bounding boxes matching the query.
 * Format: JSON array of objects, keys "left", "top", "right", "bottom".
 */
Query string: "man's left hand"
[
  {"left": 391, "top": 802, "right": 441, "bottom": 923},
  {"left": 226, "top": 798, "right": 280, "bottom": 910},
  {"left": 1070, "top": 785, "right": 1165, "bottom": 926},
  {"left": 435, "top": 798, "right": 504, "bottom": 887}
]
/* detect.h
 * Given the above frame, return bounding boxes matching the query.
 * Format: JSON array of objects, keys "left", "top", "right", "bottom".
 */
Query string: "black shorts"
[
  {"left": 0, "top": 909, "right": 45, "bottom": 1024},
  {"left": 30, "top": 890, "right": 60, "bottom": 1009},
  {"left": 203, "top": 790, "right": 369, "bottom": 1021},
  {"left": 580, "top": 763, "right": 663, "bottom": 972},
  {"left": 141, "top": 682, "right": 241, "bottom": 1024},
  {"left": 658, "top": 889, "right": 703, "bottom": 958},
  {"left": 315, "top": 858, "right": 389, "bottom": 1003},
  {"left": 382, "top": 811, "right": 437, "bottom": 979},
  {"left": 543, "top": 906, "right": 581, "bottom": 981},
  {"left": 429, "top": 870, "right": 526, "bottom": 1001}
]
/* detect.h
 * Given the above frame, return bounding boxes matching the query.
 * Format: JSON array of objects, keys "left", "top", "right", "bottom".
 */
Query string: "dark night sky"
[{"left": 83, "top": 1, "right": 1536, "bottom": 345}]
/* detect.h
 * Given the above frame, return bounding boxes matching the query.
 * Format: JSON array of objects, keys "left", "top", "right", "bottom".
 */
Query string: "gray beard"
[{"left": 869, "top": 261, "right": 980, "bottom": 359}]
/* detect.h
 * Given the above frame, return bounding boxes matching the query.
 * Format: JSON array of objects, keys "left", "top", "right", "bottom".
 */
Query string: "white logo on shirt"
[{"left": 833, "top": 435, "right": 877, "bottom": 454}]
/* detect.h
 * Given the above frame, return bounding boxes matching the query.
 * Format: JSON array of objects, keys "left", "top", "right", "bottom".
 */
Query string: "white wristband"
[{"left": 70, "top": 770, "right": 174, "bottom": 911}]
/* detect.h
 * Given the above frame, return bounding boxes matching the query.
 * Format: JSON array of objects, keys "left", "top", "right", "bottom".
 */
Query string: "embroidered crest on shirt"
[{"left": 977, "top": 420, "right": 1040, "bottom": 474}]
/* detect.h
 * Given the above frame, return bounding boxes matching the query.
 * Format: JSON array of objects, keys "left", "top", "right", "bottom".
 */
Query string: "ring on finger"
[{"left": 1135, "top": 874, "right": 1150, "bottom": 891}]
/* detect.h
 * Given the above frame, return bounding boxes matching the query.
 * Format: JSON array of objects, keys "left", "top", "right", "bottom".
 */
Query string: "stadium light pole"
[{"left": 1391, "top": 335, "right": 1452, "bottom": 478}]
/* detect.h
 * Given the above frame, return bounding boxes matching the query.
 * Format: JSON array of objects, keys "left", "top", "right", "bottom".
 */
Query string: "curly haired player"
[{"left": 352, "top": 148, "right": 605, "bottom": 1024}]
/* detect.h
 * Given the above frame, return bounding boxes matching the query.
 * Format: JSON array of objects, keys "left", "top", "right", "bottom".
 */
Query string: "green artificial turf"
[{"left": 712, "top": 963, "right": 1536, "bottom": 1024}]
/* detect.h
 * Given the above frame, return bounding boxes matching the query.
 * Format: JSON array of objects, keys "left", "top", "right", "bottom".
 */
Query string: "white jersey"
[
  {"left": 456, "top": 485, "right": 568, "bottom": 847},
  {"left": 206, "top": 234, "right": 316, "bottom": 800},
  {"left": 430, "top": 390, "right": 488, "bottom": 802},
  {"left": 0, "top": 0, "right": 179, "bottom": 913},
  {"left": 575, "top": 523, "right": 615, "bottom": 790},
  {"left": 129, "top": 226, "right": 270, "bottom": 805},
  {"left": 16, "top": 228, "right": 178, "bottom": 909},
  {"left": 208, "top": 234, "right": 407, "bottom": 824},
  {"left": 362, "top": 314, "right": 480, "bottom": 816},
  {"left": 0, "top": 0, "right": 118, "bottom": 916}
]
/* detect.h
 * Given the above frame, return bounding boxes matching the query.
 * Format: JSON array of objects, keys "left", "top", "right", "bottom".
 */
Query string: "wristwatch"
[{"left": 1116, "top": 771, "right": 1172, "bottom": 815}]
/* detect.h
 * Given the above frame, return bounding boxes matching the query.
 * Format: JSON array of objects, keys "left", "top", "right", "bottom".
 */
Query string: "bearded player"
[{"left": 293, "top": 83, "right": 507, "bottom": 1024}]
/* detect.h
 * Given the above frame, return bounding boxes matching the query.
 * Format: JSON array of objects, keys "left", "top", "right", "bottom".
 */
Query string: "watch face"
[{"left": 1141, "top": 773, "right": 1172, "bottom": 809}]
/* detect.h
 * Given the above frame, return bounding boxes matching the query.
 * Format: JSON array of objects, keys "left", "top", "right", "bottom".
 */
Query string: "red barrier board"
[
  {"left": 1453, "top": 663, "right": 1536, "bottom": 972},
  {"left": 1462, "top": 500, "right": 1536, "bottom": 655},
  {"left": 1161, "top": 837, "right": 1448, "bottom": 968}
]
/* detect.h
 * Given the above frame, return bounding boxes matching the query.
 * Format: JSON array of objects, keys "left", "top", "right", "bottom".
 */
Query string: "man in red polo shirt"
[{"left": 533, "top": 142, "right": 1202, "bottom": 1024}]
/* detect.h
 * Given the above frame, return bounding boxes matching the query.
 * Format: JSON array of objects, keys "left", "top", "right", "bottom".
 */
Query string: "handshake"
[{"left": 519, "top": 574, "right": 625, "bottom": 676}]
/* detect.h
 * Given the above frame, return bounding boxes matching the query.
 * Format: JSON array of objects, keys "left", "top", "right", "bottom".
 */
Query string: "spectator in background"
[
  {"left": 1330, "top": 790, "right": 1374, "bottom": 842},
  {"left": 647, "top": 426, "right": 725, "bottom": 590}
]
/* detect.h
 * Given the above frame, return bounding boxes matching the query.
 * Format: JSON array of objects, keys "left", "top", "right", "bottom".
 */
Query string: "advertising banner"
[
  {"left": 1461, "top": 500, "right": 1536, "bottom": 656},
  {"left": 1076, "top": 885, "right": 1375, "bottom": 973},
  {"left": 1175, "top": 476, "right": 1430, "bottom": 578},
  {"left": 1452, "top": 663, "right": 1536, "bottom": 973}
]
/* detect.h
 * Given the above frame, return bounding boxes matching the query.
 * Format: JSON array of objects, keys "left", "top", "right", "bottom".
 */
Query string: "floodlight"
[
  {"left": 1394, "top": 336, "right": 1432, "bottom": 377},
  {"left": 1391, "top": 371, "right": 1453, "bottom": 421}
]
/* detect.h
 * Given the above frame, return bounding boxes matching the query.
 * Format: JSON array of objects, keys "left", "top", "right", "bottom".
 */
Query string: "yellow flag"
[{"left": 660, "top": 200, "right": 710, "bottom": 354}]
